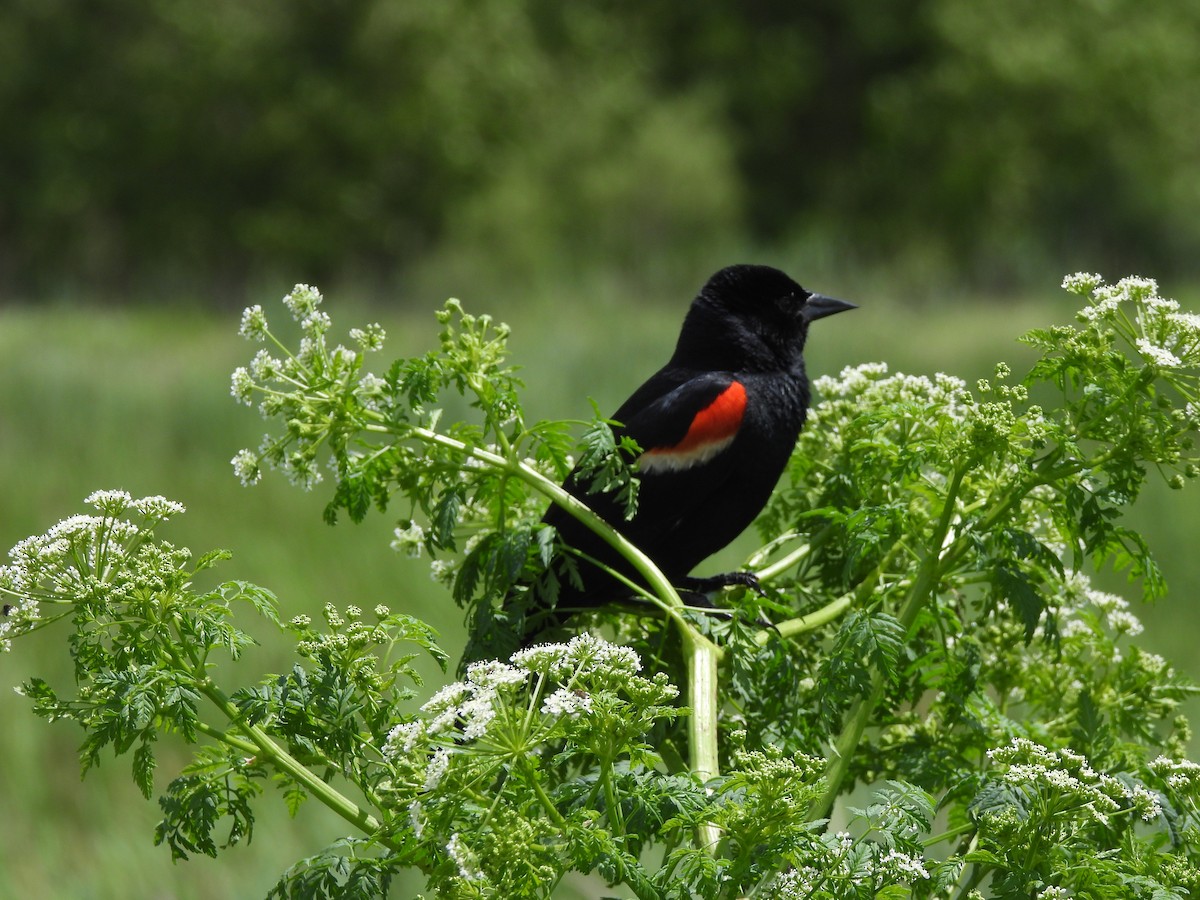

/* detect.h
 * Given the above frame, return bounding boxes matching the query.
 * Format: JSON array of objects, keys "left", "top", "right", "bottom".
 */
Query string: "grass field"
[{"left": 2, "top": 281, "right": 1197, "bottom": 898}]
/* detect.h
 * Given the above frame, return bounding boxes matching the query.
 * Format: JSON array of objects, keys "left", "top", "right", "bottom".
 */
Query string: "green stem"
[
  {"left": 752, "top": 539, "right": 811, "bottom": 583},
  {"left": 600, "top": 758, "right": 626, "bottom": 836},
  {"left": 757, "top": 595, "right": 852, "bottom": 644},
  {"left": 754, "top": 537, "right": 905, "bottom": 646},
  {"left": 521, "top": 758, "right": 568, "bottom": 828},
  {"left": 194, "top": 720, "right": 261, "bottom": 756},
  {"left": 195, "top": 678, "right": 392, "bottom": 847},
  {"left": 397, "top": 424, "right": 692, "bottom": 622},
  {"left": 684, "top": 627, "right": 723, "bottom": 853}
]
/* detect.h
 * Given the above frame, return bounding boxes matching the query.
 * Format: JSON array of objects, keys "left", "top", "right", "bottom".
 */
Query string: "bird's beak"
[{"left": 801, "top": 293, "right": 857, "bottom": 322}]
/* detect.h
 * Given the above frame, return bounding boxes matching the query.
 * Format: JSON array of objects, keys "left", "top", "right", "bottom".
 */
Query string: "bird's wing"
[
  {"left": 543, "top": 371, "right": 747, "bottom": 589},
  {"left": 616, "top": 371, "right": 746, "bottom": 474}
]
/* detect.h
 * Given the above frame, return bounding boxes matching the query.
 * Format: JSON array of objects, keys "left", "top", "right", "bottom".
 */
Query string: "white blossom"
[
  {"left": 391, "top": 522, "right": 425, "bottom": 558},
  {"left": 446, "top": 833, "right": 484, "bottom": 881},
  {"left": 1135, "top": 337, "right": 1182, "bottom": 368},
  {"left": 423, "top": 747, "right": 450, "bottom": 790},
  {"left": 238, "top": 304, "right": 268, "bottom": 341},
  {"left": 541, "top": 687, "right": 593, "bottom": 717}
]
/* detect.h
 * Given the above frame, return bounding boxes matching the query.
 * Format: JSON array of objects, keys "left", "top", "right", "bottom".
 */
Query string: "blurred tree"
[
  {"left": 0, "top": 0, "right": 1197, "bottom": 300},
  {"left": 623, "top": 0, "right": 1200, "bottom": 287},
  {"left": 0, "top": 0, "right": 740, "bottom": 299}
]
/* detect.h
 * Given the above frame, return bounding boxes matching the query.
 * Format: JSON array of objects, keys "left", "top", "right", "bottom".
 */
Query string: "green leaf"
[
  {"left": 133, "top": 739, "right": 157, "bottom": 800},
  {"left": 430, "top": 483, "right": 464, "bottom": 551},
  {"left": 991, "top": 561, "right": 1046, "bottom": 642}
]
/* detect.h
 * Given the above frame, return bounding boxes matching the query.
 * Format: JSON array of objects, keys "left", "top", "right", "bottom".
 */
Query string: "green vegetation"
[{"left": 2, "top": 276, "right": 1199, "bottom": 897}]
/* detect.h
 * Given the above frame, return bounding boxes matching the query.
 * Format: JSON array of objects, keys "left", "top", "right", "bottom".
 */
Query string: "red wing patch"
[{"left": 639, "top": 381, "right": 746, "bottom": 473}]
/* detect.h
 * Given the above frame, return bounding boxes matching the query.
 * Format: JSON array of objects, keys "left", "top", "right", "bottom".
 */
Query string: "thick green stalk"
[{"left": 684, "top": 627, "right": 722, "bottom": 852}]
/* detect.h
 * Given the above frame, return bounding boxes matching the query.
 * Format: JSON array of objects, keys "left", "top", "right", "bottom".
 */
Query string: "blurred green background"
[{"left": 2, "top": 2, "right": 1199, "bottom": 897}]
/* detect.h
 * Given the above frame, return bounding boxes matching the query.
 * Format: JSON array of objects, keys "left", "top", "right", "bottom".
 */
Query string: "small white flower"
[
  {"left": 879, "top": 848, "right": 930, "bottom": 882},
  {"left": 421, "top": 682, "right": 471, "bottom": 716},
  {"left": 446, "top": 833, "right": 484, "bottom": 881},
  {"left": 1062, "top": 272, "right": 1102, "bottom": 295},
  {"left": 541, "top": 687, "right": 593, "bottom": 717},
  {"left": 391, "top": 522, "right": 425, "bottom": 558},
  {"left": 301, "top": 310, "right": 332, "bottom": 338},
  {"left": 249, "top": 348, "right": 282, "bottom": 380},
  {"left": 356, "top": 373, "right": 386, "bottom": 405},
  {"left": 238, "top": 304, "right": 268, "bottom": 341},
  {"left": 1128, "top": 784, "right": 1163, "bottom": 821},
  {"left": 1107, "top": 609, "right": 1143, "bottom": 636},
  {"left": 350, "top": 323, "right": 386, "bottom": 351},
  {"left": 130, "top": 496, "right": 186, "bottom": 519},
  {"left": 85, "top": 490, "right": 133, "bottom": 514},
  {"left": 383, "top": 721, "right": 424, "bottom": 759},
  {"left": 230, "top": 367, "right": 255, "bottom": 405},
  {"left": 409, "top": 800, "right": 425, "bottom": 838},
  {"left": 423, "top": 747, "right": 450, "bottom": 790},
  {"left": 283, "top": 453, "right": 323, "bottom": 490},
  {"left": 1135, "top": 337, "right": 1182, "bottom": 368},
  {"left": 429, "top": 559, "right": 457, "bottom": 586},
  {"left": 283, "top": 284, "right": 323, "bottom": 321},
  {"left": 459, "top": 693, "right": 497, "bottom": 740},
  {"left": 465, "top": 660, "right": 527, "bottom": 689},
  {"left": 231, "top": 449, "right": 262, "bottom": 486}
]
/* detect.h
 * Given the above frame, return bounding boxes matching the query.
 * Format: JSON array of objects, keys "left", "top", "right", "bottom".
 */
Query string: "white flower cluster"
[
  {"left": 760, "top": 832, "right": 933, "bottom": 898},
  {"left": 381, "top": 634, "right": 663, "bottom": 814},
  {"left": 511, "top": 632, "right": 643, "bottom": 680},
  {"left": 1058, "top": 572, "right": 1144, "bottom": 639},
  {"left": 813, "top": 362, "right": 972, "bottom": 426},
  {"left": 1067, "top": 273, "right": 1200, "bottom": 369},
  {"left": 282, "top": 284, "right": 323, "bottom": 321},
  {"left": 232, "top": 284, "right": 393, "bottom": 492},
  {"left": 349, "top": 323, "right": 387, "bottom": 352},
  {"left": 541, "top": 686, "right": 593, "bottom": 717},
  {"left": 391, "top": 521, "right": 425, "bottom": 558},
  {"left": 0, "top": 493, "right": 188, "bottom": 651},
  {"left": 1149, "top": 755, "right": 1200, "bottom": 792},
  {"left": 988, "top": 738, "right": 1163, "bottom": 825},
  {"left": 445, "top": 832, "right": 484, "bottom": 881}
]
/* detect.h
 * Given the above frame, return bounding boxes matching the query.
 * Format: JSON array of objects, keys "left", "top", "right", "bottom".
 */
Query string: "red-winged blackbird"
[{"left": 495, "top": 265, "right": 855, "bottom": 653}]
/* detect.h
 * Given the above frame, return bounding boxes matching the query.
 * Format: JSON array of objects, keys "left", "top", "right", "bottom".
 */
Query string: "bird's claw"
[{"left": 679, "top": 571, "right": 767, "bottom": 597}]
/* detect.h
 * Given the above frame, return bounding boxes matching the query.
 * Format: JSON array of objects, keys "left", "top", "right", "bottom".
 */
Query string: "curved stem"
[
  {"left": 195, "top": 678, "right": 392, "bottom": 848},
  {"left": 758, "top": 595, "right": 853, "bottom": 644}
]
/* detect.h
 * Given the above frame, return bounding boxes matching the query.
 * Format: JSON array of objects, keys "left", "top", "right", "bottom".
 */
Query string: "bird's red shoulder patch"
[{"left": 639, "top": 380, "right": 746, "bottom": 473}]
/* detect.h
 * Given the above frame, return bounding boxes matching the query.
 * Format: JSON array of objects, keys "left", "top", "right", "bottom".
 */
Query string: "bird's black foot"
[
  {"left": 678, "top": 572, "right": 777, "bottom": 631},
  {"left": 679, "top": 571, "right": 767, "bottom": 597}
]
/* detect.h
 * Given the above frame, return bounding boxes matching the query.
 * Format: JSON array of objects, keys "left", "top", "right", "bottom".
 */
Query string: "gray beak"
[{"left": 801, "top": 293, "right": 858, "bottom": 322}]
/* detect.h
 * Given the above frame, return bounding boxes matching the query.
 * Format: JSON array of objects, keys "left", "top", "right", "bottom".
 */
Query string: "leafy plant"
[{"left": 3, "top": 275, "right": 1200, "bottom": 897}]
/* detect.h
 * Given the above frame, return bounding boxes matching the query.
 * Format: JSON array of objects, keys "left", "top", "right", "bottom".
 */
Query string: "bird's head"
[{"left": 672, "top": 264, "right": 856, "bottom": 372}]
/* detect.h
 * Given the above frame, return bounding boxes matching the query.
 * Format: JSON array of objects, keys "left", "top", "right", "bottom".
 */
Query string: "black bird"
[{"left": 488, "top": 265, "right": 855, "bottom": 654}]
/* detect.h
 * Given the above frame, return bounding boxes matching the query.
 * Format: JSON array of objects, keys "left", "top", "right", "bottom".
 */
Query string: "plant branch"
[{"left": 194, "top": 677, "right": 393, "bottom": 849}]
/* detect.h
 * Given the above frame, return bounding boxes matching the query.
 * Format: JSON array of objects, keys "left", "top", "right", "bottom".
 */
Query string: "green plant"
[{"left": 4, "top": 275, "right": 1200, "bottom": 897}]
